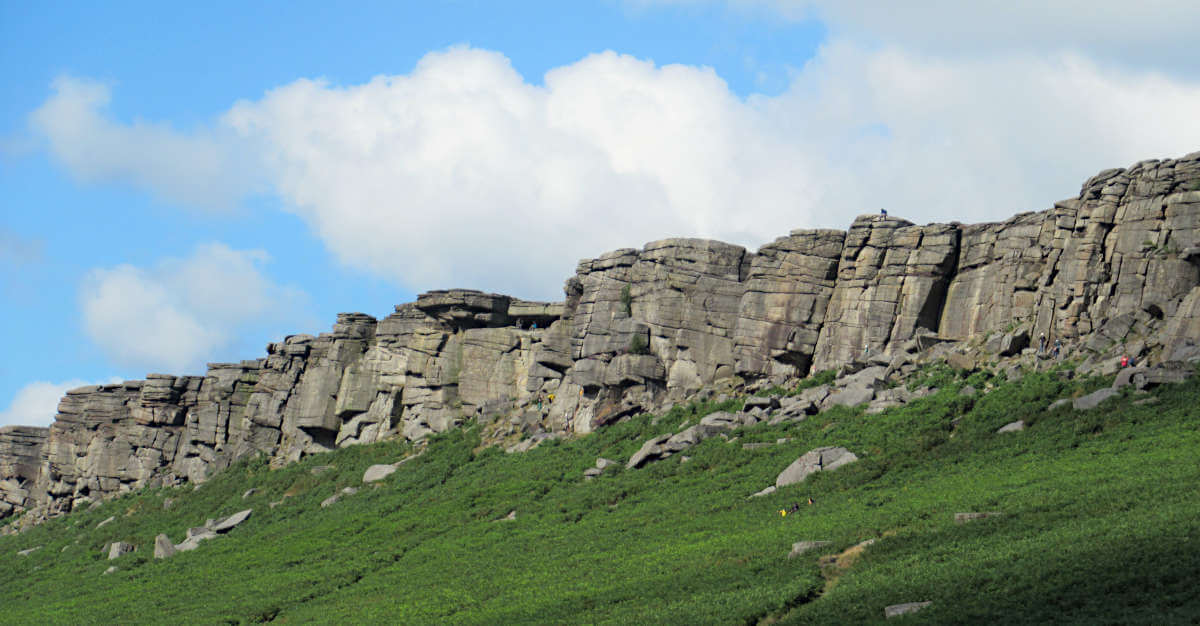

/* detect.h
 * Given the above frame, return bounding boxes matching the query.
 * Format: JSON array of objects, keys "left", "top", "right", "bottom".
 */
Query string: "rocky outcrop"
[{"left": 2, "top": 151, "right": 1200, "bottom": 525}]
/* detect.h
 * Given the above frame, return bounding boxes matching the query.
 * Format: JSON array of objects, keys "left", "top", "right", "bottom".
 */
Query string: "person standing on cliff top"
[{"left": 1039, "top": 333, "right": 1047, "bottom": 354}]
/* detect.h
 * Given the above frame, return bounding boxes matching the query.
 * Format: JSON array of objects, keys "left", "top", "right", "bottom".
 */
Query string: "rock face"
[{"left": 2, "top": 151, "right": 1200, "bottom": 525}]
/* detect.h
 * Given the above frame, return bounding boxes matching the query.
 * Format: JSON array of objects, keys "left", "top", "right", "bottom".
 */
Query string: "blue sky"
[{"left": 2, "top": 1, "right": 1199, "bottom": 427}]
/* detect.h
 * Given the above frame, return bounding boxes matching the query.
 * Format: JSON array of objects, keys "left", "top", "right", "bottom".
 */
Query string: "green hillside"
[{"left": 3, "top": 363, "right": 1199, "bottom": 624}]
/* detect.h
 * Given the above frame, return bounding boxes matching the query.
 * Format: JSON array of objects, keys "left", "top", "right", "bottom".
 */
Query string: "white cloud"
[
  {"left": 30, "top": 26, "right": 1200, "bottom": 300},
  {"left": 705, "top": 1, "right": 1200, "bottom": 76},
  {"left": 29, "top": 76, "right": 260, "bottom": 211},
  {"left": 79, "top": 243, "right": 309, "bottom": 374},
  {"left": 0, "top": 379, "right": 119, "bottom": 428}
]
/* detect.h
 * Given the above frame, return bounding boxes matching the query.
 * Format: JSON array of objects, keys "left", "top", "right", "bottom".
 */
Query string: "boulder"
[
  {"left": 363, "top": 464, "right": 398, "bottom": 483},
  {"left": 1073, "top": 388, "right": 1119, "bottom": 410},
  {"left": 998, "top": 329, "right": 1029, "bottom": 356},
  {"left": 742, "top": 396, "right": 780, "bottom": 411},
  {"left": 153, "top": 534, "right": 176, "bottom": 559},
  {"left": 626, "top": 434, "right": 672, "bottom": 469},
  {"left": 107, "top": 542, "right": 135, "bottom": 560},
  {"left": 320, "top": 495, "right": 340, "bottom": 508},
  {"left": 947, "top": 353, "right": 976, "bottom": 372},
  {"left": 824, "top": 385, "right": 875, "bottom": 409},
  {"left": 885, "top": 602, "right": 932, "bottom": 618},
  {"left": 788, "top": 541, "right": 831, "bottom": 558},
  {"left": 955, "top": 512, "right": 1003, "bottom": 523},
  {"left": 1130, "top": 363, "right": 1194, "bottom": 390},
  {"left": 997, "top": 420, "right": 1026, "bottom": 433},
  {"left": 775, "top": 447, "right": 859, "bottom": 488},
  {"left": 212, "top": 509, "right": 252, "bottom": 533}
]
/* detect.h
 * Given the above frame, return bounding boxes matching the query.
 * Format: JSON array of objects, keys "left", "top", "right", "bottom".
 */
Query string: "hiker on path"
[
  {"left": 1120, "top": 354, "right": 1129, "bottom": 368},
  {"left": 863, "top": 343, "right": 870, "bottom": 358},
  {"left": 1053, "top": 339, "right": 1063, "bottom": 360},
  {"left": 1039, "top": 333, "right": 1047, "bottom": 354}
]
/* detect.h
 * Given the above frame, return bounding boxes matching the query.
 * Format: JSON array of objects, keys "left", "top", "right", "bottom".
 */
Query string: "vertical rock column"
[
  {"left": 733, "top": 228, "right": 844, "bottom": 380},
  {"left": 812, "top": 216, "right": 959, "bottom": 370}
]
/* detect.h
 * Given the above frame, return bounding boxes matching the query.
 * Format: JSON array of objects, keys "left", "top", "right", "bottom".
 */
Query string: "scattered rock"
[
  {"left": 497, "top": 510, "right": 517, "bottom": 522},
  {"left": 750, "top": 485, "right": 777, "bottom": 498},
  {"left": 743, "top": 396, "right": 780, "bottom": 411},
  {"left": 946, "top": 353, "right": 976, "bottom": 372},
  {"left": 162, "top": 498, "right": 174, "bottom": 511},
  {"left": 242, "top": 488, "right": 258, "bottom": 499},
  {"left": 102, "top": 566, "right": 117, "bottom": 575},
  {"left": 363, "top": 464, "right": 398, "bottom": 484},
  {"left": 96, "top": 516, "right": 115, "bottom": 529},
  {"left": 742, "top": 442, "right": 775, "bottom": 450},
  {"left": 320, "top": 495, "right": 340, "bottom": 508},
  {"left": 341, "top": 487, "right": 359, "bottom": 496},
  {"left": 1073, "top": 388, "right": 1119, "bottom": 410},
  {"left": 17, "top": 546, "right": 41, "bottom": 556},
  {"left": 1047, "top": 398, "right": 1072, "bottom": 410},
  {"left": 626, "top": 434, "right": 672, "bottom": 469},
  {"left": 775, "top": 447, "right": 859, "bottom": 488},
  {"left": 212, "top": 509, "right": 252, "bottom": 533},
  {"left": 107, "top": 542, "right": 135, "bottom": 560},
  {"left": 997, "top": 420, "right": 1025, "bottom": 433},
  {"left": 788, "top": 541, "right": 831, "bottom": 558},
  {"left": 310, "top": 465, "right": 334, "bottom": 476},
  {"left": 153, "top": 534, "right": 176, "bottom": 559},
  {"left": 955, "top": 512, "right": 1003, "bottom": 524},
  {"left": 959, "top": 385, "right": 977, "bottom": 397},
  {"left": 1133, "top": 397, "right": 1160, "bottom": 406},
  {"left": 885, "top": 601, "right": 932, "bottom": 618},
  {"left": 269, "top": 500, "right": 284, "bottom": 509},
  {"left": 998, "top": 329, "right": 1029, "bottom": 357},
  {"left": 680, "top": 456, "right": 691, "bottom": 463},
  {"left": 825, "top": 385, "right": 875, "bottom": 409}
]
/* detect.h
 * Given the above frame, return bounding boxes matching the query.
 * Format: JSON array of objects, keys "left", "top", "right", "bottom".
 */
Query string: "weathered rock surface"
[
  {"left": 2, "top": 151, "right": 1200, "bottom": 525},
  {"left": 1074, "top": 388, "right": 1120, "bottom": 410},
  {"left": 107, "top": 541, "right": 135, "bottom": 560},
  {"left": 775, "top": 447, "right": 859, "bottom": 488},
  {"left": 997, "top": 420, "right": 1026, "bottom": 433},
  {"left": 212, "top": 509, "right": 252, "bottom": 533},
  {"left": 153, "top": 534, "right": 176, "bottom": 559},
  {"left": 362, "top": 464, "right": 398, "bottom": 484},
  {"left": 788, "top": 540, "right": 831, "bottom": 558},
  {"left": 885, "top": 601, "right": 932, "bottom": 618},
  {"left": 955, "top": 512, "right": 1004, "bottom": 523}
]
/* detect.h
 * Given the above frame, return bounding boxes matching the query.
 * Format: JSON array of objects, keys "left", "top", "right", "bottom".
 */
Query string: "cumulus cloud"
[
  {"left": 29, "top": 76, "right": 260, "bottom": 211},
  {"left": 0, "top": 379, "right": 119, "bottom": 428},
  {"left": 30, "top": 17, "right": 1200, "bottom": 300},
  {"left": 79, "top": 243, "right": 309, "bottom": 373},
  {"left": 710, "top": 1, "right": 1200, "bottom": 76}
]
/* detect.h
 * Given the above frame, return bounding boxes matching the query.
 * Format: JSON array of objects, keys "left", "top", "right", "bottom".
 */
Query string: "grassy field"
[{"left": 2, "top": 363, "right": 1198, "bottom": 624}]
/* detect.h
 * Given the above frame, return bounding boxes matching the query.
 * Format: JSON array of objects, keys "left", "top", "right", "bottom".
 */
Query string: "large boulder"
[
  {"left": 153, "top": 534, "right": 176, "bottom": 559},
  {"left": 107, "top": 542, "right": 135, "bottom": 560},
  {"left": 363, "top": 464, "right": 398, "bottom": 484},
  {"left": 626, "top": 434, "right": 672, "bottom": 469},
  {"left": 212, "top": 509, "right": 252, "bottom": 533},
  {"left": 775, "top": 447, "right": 859, "bottom": 488},
  {"left": 824, "top": 385, "right": 875, "bottom": 409},
  {"left": 1073, "top": 388, "right": 1119, "bottom": 410}
]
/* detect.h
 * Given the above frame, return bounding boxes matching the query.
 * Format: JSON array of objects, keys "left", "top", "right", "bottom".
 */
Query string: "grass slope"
[{"left": 2, "top": 365, "right": 1199, "bottom": 624}]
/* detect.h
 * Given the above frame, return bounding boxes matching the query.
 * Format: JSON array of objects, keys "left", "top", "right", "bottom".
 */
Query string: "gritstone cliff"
[{"left": 3, "top": 151, "right": 1199, "bottom": 524}]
